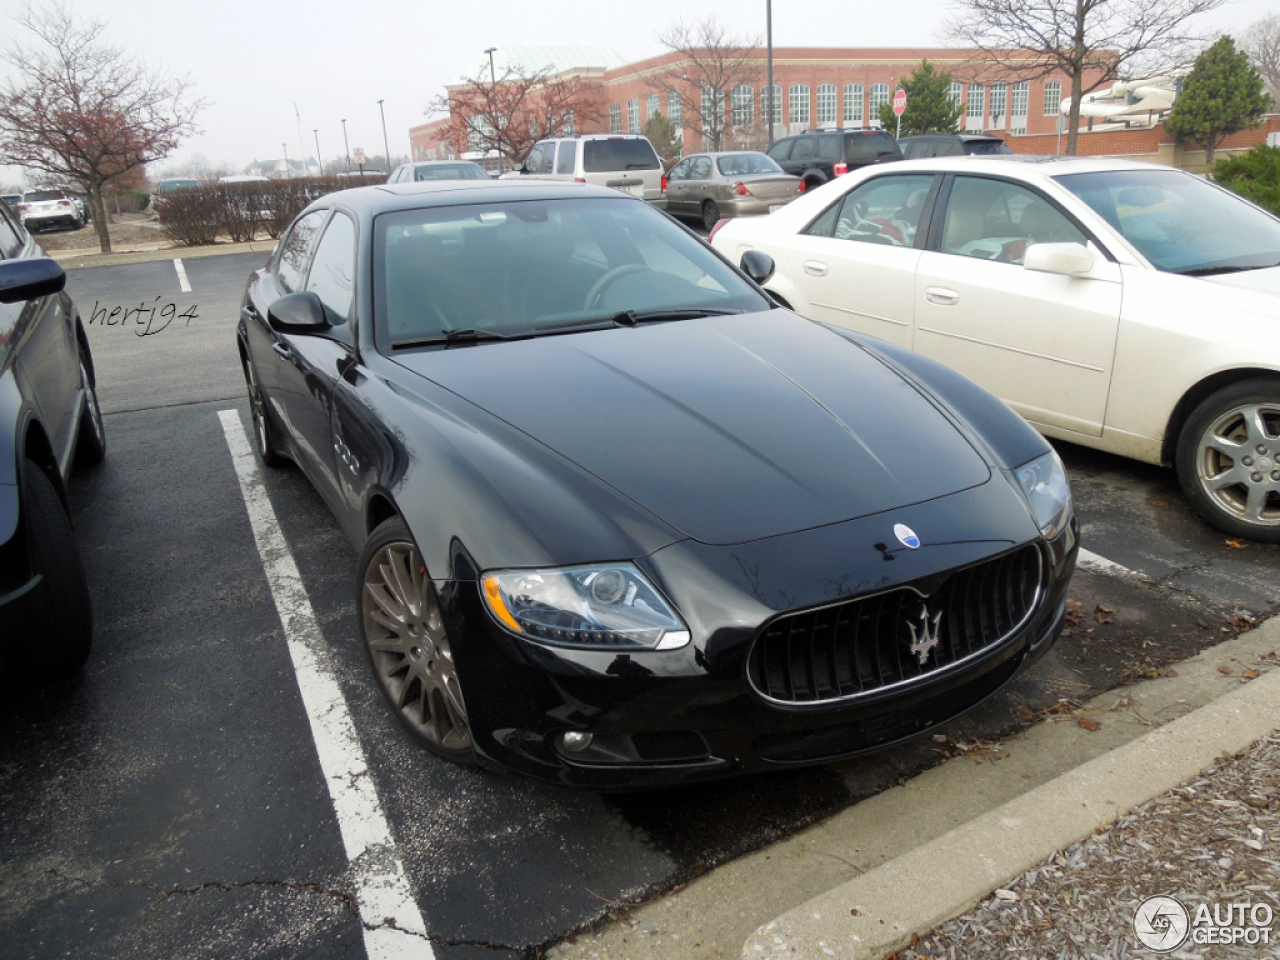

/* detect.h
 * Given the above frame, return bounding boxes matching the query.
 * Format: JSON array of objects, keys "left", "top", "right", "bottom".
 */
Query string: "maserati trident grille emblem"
[{"left": 906, "top": 601, "right": 944, "bottom": 666}]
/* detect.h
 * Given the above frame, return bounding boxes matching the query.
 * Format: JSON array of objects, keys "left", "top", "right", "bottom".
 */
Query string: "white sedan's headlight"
[
  {"left": 1016, "top": 451, "right": 1073, "bottom": 539},
  {"left": 481, "top": 564, "right": 690, "bottom": 651}
]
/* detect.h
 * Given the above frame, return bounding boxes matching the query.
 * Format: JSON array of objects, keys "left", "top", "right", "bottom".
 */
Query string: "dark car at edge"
[{"left": 236, "top": 179, "right": 1077, "bottom": 789}]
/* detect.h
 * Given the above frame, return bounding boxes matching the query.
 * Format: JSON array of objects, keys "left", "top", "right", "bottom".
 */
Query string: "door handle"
[
  {"left": 803, "top": 261, "right": 828, "bottom": 277},
  {"left": 924, "top": 286, "right": 959, "bottom": 306},
  {"left": 273, "top": 342, "right": 292, "bottom": 360}
]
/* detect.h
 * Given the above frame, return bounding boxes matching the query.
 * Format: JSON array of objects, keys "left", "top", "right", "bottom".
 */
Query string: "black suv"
[
  {"left": 898, "top": 134, "right": 1012, "bottom": 160},
  {"left": 766, "top": 129, "right": 902, "bottom": 191}
]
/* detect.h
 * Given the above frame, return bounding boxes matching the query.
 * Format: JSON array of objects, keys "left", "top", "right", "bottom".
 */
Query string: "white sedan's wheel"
[{"left": 1176, "top": 377, "right": 1280, "bottom": 542}]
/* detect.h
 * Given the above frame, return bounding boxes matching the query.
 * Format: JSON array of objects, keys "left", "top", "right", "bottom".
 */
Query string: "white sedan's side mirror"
[{"left": 1024, "top": 242, "right": 1095, "bottom": 276}]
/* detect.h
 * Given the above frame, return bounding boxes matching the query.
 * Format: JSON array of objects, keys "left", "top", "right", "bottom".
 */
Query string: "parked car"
[
  {"left": 17, "top": 189, "right": 83, "bottom": 232},
  {"left": 899, "top": 134, "right": 1012, "bottom": 160},
  {"left": 151, "top": 177, "right": 201, "bottom": 217},
  {"left": 502, "top": 134, "right": 666, "bottom": 206},
  {"left": 0, "top": 199, "right": 104, "bottom": 681},
  {"left": 766, "top": 128, "right": 903, "bottom": 192},
  {"left": 2, "top": 194, "right": 22, "bottom": 209},
  {"left": 386, "top": 160, "right": 490, "bottom": 183},
  {"left": 237, "top": 178, "right": 1076, "bottom": 788},
  {"left": 710, "top": 155, "right": 1280, "bottom": 541},
  {"left": 664, "top": 151, "right": 803, "bottom": 230}
]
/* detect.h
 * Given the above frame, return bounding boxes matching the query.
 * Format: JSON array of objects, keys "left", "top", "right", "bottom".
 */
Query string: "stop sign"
[{"left": 893, "top": 89, "right": 908, "bottom": 116}]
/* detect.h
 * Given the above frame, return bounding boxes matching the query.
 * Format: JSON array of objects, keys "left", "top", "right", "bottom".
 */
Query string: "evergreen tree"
[
  {"left": 644, "top": 111, "right": 683, "bottom": 164},
  {"left": 1165, "top": 37, "right": 1270, "bottom": 165},
  {"left": 877, "top": 61, "right": 965, "bottom": 137}
]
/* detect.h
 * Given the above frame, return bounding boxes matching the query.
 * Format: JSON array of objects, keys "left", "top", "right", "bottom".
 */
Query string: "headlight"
[
  {"left": 481, "top": 563, "right": 690, "bottom": 651},
  {"left": 1016, "top": 450, "right": 1072, "bottom": 539}
]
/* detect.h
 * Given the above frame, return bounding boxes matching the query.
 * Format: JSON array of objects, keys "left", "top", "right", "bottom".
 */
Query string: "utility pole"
[
  {"left": 766, "top": 0, "right": 774, "bottom": 147},
  {"left": 314, "top": 129, "right": 322, "bottom": 174},
  {"left": 378, "top": 99, "right": 391, "bottom": 172},
  {"left": 282, "top": 142, "right": 289, "bottom": 178},
  {"left": 485, "top": 47, "right": 503, "bottom": 173},
  {"left": 341, "top": 118, "right": 352, "bottom": 173}
]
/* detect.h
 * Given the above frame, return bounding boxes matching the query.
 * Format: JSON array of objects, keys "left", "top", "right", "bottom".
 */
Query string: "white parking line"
[
  {"left": 173, "top": 258, "right": 192, "bottom": 293},
  {"left": 218, "top": 410, "right": 433, "bottom": 960},
  {"left": 1077, "top": 547, "right": 1137, "bottom": 578}
]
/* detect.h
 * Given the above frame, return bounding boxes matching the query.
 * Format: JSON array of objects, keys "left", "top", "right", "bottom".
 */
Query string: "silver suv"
[{"left": 505, "top": 134, "right": 666, "bottom": 206}]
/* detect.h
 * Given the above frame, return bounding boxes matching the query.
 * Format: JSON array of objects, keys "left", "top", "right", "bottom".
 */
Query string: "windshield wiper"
[
  {"left": 391, "top": 328, "right": 510, "bottom": 348},
  {"left": 1178, "top": 260, "right": 1280, "bottom": 277},
  {"left": 610, "top": 307, "right": 743, "bottom": 325}
]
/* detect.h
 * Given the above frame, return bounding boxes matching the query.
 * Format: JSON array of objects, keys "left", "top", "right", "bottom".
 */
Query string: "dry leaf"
[
  {"left": 1094, "top": 604, "right": 1116, "bottom": 625},
  {"left": 1152, "top": 499, "right": 1170, "bottom": 508},
  {"left": 1158, "top": 666, "right": 1179, "bottom": 678},
  {"left": 1016, "top": 707, "right": 1035, "bottom": 720},
  {"left": 1218, "top": 665, "right": 1235, "bottom": 675},
  {"left": 1242, "top": 669, "right": 1261, "bottom": 680},
  {"left": 1078, "top": 717, "right": 1101, "bottom": 731}
]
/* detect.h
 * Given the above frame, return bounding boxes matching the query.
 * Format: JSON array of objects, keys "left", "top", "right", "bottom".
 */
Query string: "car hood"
[
  {"left": 390, "top": 310, "right": 992, "bottom": 545},
  {"left": 1201, "top": 264, "right": 1280, "bottom": 294}
]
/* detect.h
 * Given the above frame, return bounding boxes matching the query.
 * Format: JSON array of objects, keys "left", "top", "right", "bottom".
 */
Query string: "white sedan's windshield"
[{"left": 1056, "top": 169, "right": 1280, "bottom": 276}]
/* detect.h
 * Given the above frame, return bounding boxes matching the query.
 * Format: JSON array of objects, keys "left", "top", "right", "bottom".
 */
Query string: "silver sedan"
[{"left": 664, "top": 152, "right": 802, "bottom": 231}]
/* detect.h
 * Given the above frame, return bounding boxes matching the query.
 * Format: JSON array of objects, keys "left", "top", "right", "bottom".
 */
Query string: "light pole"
[
  {"left": 314, "top": 129, "right": 321, "bottom": 175},
  {"left": 485, "top": 46, "right": 503, "bottom": 173},
  {"left": 766, "top": 0, "right": 774, "bottom": 147},
  {"left": 341, "top": 118, "right": 352, "bottom": 173},
  {"left": 282, "top": 142, "right": 289, "bottom": 179},
  {"left": 378, "top": 99, "right": 391, "bottom": 172}
]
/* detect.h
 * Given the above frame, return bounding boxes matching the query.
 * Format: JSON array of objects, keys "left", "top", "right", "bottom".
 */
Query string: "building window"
[
  {"left": 609, "top": 102, "right": 622, "bottom": 134},
  {"left": 967, "top": 83, "right": 985, "bottom": 128},
  {"left": 789, "top": 84, "right": 810, "bottom": 130},
  {"left": 702, "top": 86, "right": 725, "bottom": 134},
  {"left": 762, "top": 85, "right": 782, "bottom": 129},
  {"left": 563, "top": 111, "right": 575, "bottom": 135},
  {"left": 647, "top": 94, "right": 660, "bottom": 121},
  {"left": 668, "top": 90, "right": 682, "bottom": 128},
  {"left": 627, "top": 98, "right": 640, "bottom": 133},
  {"left": 732, "top": 85, "right": 754, "bottom": 129},
  {"left": 843, "top": 84, "right": 863, "bottom": 125},
  {"left": 816, "top": 84, "right": 837, "bottom": 126},
  {"left": 1012, "top": 81, "right": 1029, "bottom": 116},
  {"left": 949, "top": 81, "right": 964, "bottom": 110},
  {"left": 1044, "top": 82, "right": 1062, "bottom": 116},
  {"left": 869, "top": 83, "right": 891, "bottom": 124},
  {"left": 989, "top": 83, "right": 1007, "bottom": 127}
]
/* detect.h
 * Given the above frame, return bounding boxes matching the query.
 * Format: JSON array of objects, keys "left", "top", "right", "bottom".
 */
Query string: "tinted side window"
[
  {"left": 276, "top": 210, "right": 328, "bottom": 293},
  {"left": 0, "top": 204, "right": 23, "bottom": 259},
  {"left": 848, "top": 133, "right": 901, "bottom": 163},
  {"left": 767, "top": 139, "right": 793, "bottom": 161},
  {"left": 790, "top": 137, "right": 816, "bottom": 160},
  {"left": 690, "top": 157, "right": 713, "bottom": 179},
  {"left": 305, "top": 212, "right": 356, "bottom": 325},
  {"left": 803, "top": 198, "right": 843, "bottom": 238},
  {"left": 832, "top": 175, "right": 935, "bottom": 247},
  {"left": 525, "top": 142, "right": 553, "bottom": 174},
  {"left": 555, "top": 141, "right": 575, "bottom": 175},
  {"left": 818, "top": 135, "right": 841, "bottom": 160},
  {"left": 667, "top": 158, "right": 692, "bottom": 181}
]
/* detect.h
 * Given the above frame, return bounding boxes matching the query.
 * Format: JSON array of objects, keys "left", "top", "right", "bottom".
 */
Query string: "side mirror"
[
  {"left": 0, "top": 257, "right": 65, "bottom": 304},
  {"left": 1024, "top": 242, "right": 1095, "bottom": 277},
  {"left": 268, "top": 291, "right": 331, "bottom": 334},
  {"left": 740, "top": 250, "right": 776, "bottom": 285}
]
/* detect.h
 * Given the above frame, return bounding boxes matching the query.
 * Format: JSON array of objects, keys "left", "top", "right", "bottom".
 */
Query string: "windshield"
[
  {"left": 583, "top": 139, "right": 660, "bottom": 172},
  {"left": 716, "top": 153, "right": 785, "bottom": 176},
  {"left": 375, "top": 196, "right": 768, "bottom": 347},
  {"left": 159, "top": 180, "right": 200, "bottom": 193},
  {"left": 414, "top": 164, "right": 489, "bottom": 181},
  {"left": 1056, "top": 169, "right": 1280, "bottom": 275}
]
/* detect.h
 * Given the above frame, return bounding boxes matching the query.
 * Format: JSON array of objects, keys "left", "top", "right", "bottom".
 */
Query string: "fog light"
[{"left": 561, "top": 731, "right": 593, "bottom": 753}]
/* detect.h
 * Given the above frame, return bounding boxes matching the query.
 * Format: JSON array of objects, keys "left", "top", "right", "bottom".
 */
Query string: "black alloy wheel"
[
  {"left": 702, "top": 199, "right": 721, "bottom": 232},
  {"left": 74, "top": 343, "right": 106, "bottom": 468},
  {"left": 243, "top": 358, "right": 284, "bottom": 467}
]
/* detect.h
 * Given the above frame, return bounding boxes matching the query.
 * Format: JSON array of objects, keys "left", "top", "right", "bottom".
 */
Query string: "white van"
[{"left": 504, "top": 134, "right": 666, "bottom": 207}]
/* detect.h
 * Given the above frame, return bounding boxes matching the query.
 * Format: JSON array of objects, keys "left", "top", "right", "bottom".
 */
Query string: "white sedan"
[{"left": 710, "top": 156, "right": 1280, "bottom": 542}]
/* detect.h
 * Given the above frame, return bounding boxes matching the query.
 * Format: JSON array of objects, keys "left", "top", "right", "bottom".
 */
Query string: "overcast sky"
[{"left": 1, "top": 0, "right": 1274, "bottom": 186}]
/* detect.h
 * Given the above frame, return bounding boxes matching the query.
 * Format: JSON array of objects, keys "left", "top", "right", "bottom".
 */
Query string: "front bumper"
[{"left": 442, "top": 480, "right": 1079, "bottom": 790}]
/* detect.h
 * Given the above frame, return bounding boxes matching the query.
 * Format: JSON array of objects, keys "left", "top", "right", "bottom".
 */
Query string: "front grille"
[{"left": 748, "top": 544, "right": 1043, "bottom": 705}]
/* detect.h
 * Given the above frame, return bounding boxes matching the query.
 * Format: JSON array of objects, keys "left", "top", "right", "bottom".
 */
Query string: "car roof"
[
  {"left": 901, "top": 134, "right": 1005, "bottom": 142},
  {"left": 312, "top": 179, "right": 635, "bottom": 216},
  {"left": 409, "top": 159, "right": 484, "bottom": 166},
  {"left": 882, "top": 155, "right": 1182, "bottom": 177}
]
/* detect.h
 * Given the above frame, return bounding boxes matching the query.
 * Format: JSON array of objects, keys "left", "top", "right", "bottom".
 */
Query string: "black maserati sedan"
[
  {"left": 0, "top": 201, "right": 104, "bottom": 681},
  {"left": 237, "top": 179, "right": 1078, "bottom": 789}
]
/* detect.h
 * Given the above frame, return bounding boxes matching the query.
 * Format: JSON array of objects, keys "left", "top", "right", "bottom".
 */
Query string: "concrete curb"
[
  {"left": 742, "top": 617, "right": 1280, "bottom": 959},
  {"left": 51, "top": 239, "right": 274, "bottom": 269}
]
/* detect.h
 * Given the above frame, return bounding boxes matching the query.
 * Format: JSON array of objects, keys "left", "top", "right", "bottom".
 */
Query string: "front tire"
[
  {"left": 243, "top": 357, "right": 284, "bottom": 467},
  {"left": 74, "top": 343, "right": 106, "bottom": 468},
  {"left": 358, "top": 519, "right": 474, "bottom": 764},
  {"left": 1175, "top": 377, "right": 1280, "bottom": 542},
  {"left": 13, "top": 463, "right": 92, "bottom": 682}
]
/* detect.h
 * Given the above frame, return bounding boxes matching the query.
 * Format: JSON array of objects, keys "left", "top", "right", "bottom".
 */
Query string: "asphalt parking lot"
[{"left": 1, "top": 250, "right": 1277, "bottom": 960}]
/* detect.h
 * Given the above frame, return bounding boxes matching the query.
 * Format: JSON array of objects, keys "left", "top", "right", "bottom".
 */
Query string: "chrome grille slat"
[{"left": 748, "top": 545, "right": 1044, "bottom": 706}]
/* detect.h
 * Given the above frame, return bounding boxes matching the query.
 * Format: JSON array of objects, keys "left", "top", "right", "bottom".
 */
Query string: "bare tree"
[
  {"left": 0, "top": 3, "right": 203, "bottom": 253},
  {"left": 946, "top": 0, "right": 1223, "bottom": 155},
  {"left": 646, "top": 18, "right": 762, "bottom": 152},
  {"left": 1242, "top": 14, "right": 1280, "bottom": 105},
  {"left": 429, "top": 63, "right": 605, "bottom": 167}
]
